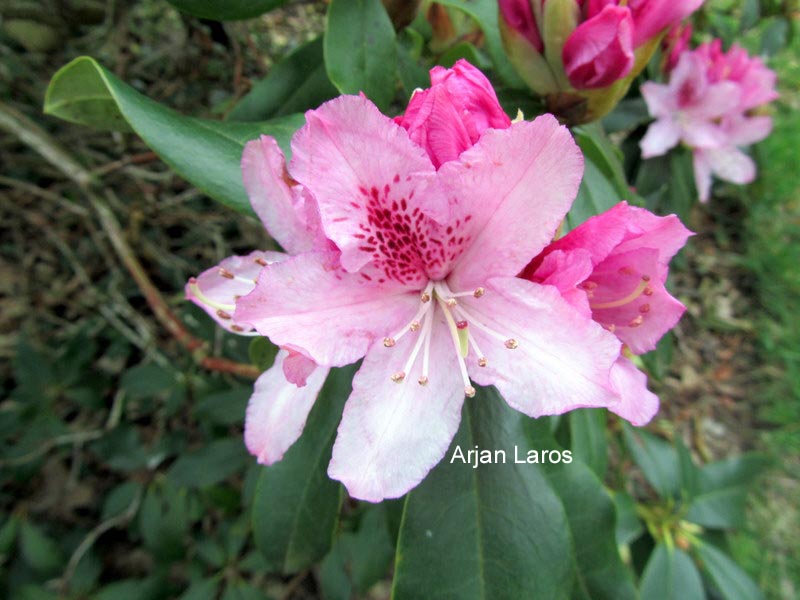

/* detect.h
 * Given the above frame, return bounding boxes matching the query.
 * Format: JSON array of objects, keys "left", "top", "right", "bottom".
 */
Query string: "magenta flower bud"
[
  {"left": 626, "top": 0, "right": 705, "bottom": 48},
  {"left": 662, "top": 22, "right": 692, "bottom": 73},
  {"left": 499, "top": 0, "right": 544, "bottom": 52},
  {"left": 562, "top": 5, "right": 635, "bottom": 89},
  {"left": 395, "top": 59, "right": 511, "bottom": 168}
]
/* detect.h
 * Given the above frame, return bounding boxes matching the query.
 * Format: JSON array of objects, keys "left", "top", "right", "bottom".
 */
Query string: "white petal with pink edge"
[
  {"left": 464, "top": 277, "right": 620, "bottom": 418},
  {"left": 245, "top": 350, "right": 330, "bottom": 465},
  {"left": 328, "top": 319, "right": 464, "bottom": 502},
  {"left": 607, "top": 357, "right": 659, "bottom": 427},
  {"left": 242, "top": 136, "right": 317, "bottom": 255},
  {"left": 185, "top": 250, "right": 286, "bottom": 334},
  {"left": 234, "top": 251, "right": 420, "bottom": 367}
]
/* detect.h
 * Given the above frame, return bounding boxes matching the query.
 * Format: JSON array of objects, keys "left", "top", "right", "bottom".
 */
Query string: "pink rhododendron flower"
[
  {"left": 640, "top": 40, "right": 777, "bottom": 201},
  {"left": 394, "top": 59, "right": 511, "bottom": 168},
  {"left": 522, "top": 202, "right": 692, "bottom": 425},
  {"left": 663, "top": 22, "right": 692, "bottom": 73},
  {"left": 187, "top": 61, "right": 663, "bottom": 502},
  {"left": 499, "top": 0, "right": 704, "bottom": 122}
]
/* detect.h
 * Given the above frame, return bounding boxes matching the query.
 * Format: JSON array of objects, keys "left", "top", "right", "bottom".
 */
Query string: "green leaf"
[
  {"left": 94, "top": 577, "right": 164, "bottom": 600},
  {"left": 622, "top": 425, "right": 680, "bottom": 499},
  {"left": 761, "top": 17, "right": 789, "bottom": 56},
  {"left": 251, "top": 367, "right": 353, "bottom": 574},
  {"left": 569, "top": 409, "right": 608, "bottom": 479},
  {"left": 324, "top": 0, "right": 397, "bottom": 112},
  {"left": 166, "top": 0, "right": 287, "bottom": 20},
  {"left": 168, "top": 439, "right": 249, "bottom": 488},
  {"left": 179, "top": 578, "right": 221, "bottom": 600},
  {"left": 537, "top": 428, "right": 637, "bottom": 600},
  {"left": 19, "top": 522, "right": 64, "bottom": 575},
  {"left": 686, "top": 454, "right": 771, "bottom": 529},
  {"left": 435, "top": 0, "right": 524, "bottom": 87},
  {"left": 138, "top": 481, "right": 190, "bottom": 560},
  {"left": 565, "top": 153, "right": 620, "bottom": 231},
  {"left": 696, "top": 542, "right": 765, "bottom": 600},
  {"left": 101, "top": 481, "right": 143, "bottom": 521},
  {"left": 193, "top": 388, "right": 250, "bottom": 426},
  {"left": 640, "top": 545, "right": 704, "bottom": 600},
  {"left": 44, "top": 56, "right": 304, "bottom": 214},
  {"left": 392, "top": 387, "right": 575, "bottom": 599},
  {"left": 602, "top": 97, "right": 650, "bottom": 134},
  {"left": 574, "top": 122, "right": 630, "bottom": 198},
  {"left": 248, "top": 337, "right": 279, "bottom": 372},
  {"left": 613, "top": 491, "right": 644, "bottom": 546},
  {"left": 228, "top": 37, "right": 338, "bottom": 122}
]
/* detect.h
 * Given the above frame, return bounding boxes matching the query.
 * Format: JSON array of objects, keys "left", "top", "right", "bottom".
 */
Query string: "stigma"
[{"left": 381, "top": 281, "right": 518, "bottom": 397}]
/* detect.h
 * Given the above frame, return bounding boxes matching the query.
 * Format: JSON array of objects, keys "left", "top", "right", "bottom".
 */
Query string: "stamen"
[
  {"left": 421, "top": 311, "right": 432, "bottom": 385},
  {"left": 386, "top": 282, "right": 434, "bottom": 345},
  {"left": 504, "top": 339, "right": 518, "bottom": 349},
  {"left": 466, "top": 330, "right": 488, "bottom": 367},
  {"left": 254, "top": 257, "right": 268, "bottom": 266},
  {"left": 418, "top": 376, "right": 429, "bottom": 386},
  {"left": 438, "top": 297, "right": 474, "bottom": 397},
  {"left": 628, "top": 316, "right": 644, "bottom": 328},
  {"left": 410, "top": 321, "right": 421, "bottom": 332},
  {"left": 400, "top": 312, "right": 430, "bottom": 383},
  {"left": 219, "top": 268, "right": 234, "bottom": 279},
  {"left": 188, "top": 280, "right": 236, "bottom": 312},
  {"left": 449, "top": 287, "right": 485, "bottom": 299},
  {"left": 590, "top": 280, "right": 649, "bottom": 310},
  {"left": 446, "top": 298, "right": 457, "bottom": 307},
  {"left": 391, "top": 371, "right": 406, "bottom": 383},
  {"left": 453, "top": 305, "right": 518, "bottom": 350},
  {"left": 383, "top": 337, "right": 396, "bottom": 347},
  {"left": 421, "top": 292, "right": 431, "bottom": 303},
  {"left": 216, "top": 309, "right": 232, "bottom": 320}
]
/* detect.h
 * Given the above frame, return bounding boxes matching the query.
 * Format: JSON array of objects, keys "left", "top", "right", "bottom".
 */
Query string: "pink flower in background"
[
  {"left": 394, "top": 59, "right": 511, "bottom": 168},
  {"left": 663, "top": 22, "right": 692, "bottom": 73},
  {"left": 640, "top": 40, "right": 777, "bottom": 201},
  {"left": 522, "top": 202, "right": 692, "bottom": 425}
]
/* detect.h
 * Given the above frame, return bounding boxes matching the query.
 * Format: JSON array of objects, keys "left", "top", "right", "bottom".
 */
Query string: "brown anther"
[
  {"left": 504, "top": 339, "right": 518, "bottom": 349},
  {"left": 391, "top": 371, "right": 406, "bottom": 383},
  {"left": 409, "top": 321, "right": 421, "bottom": 332},
  {"left": 580, "top": 281, "right": 598, "bottom": 290},
  {"left": 255, "top": 257, "right": 268, "bottom": 266},
  {"left": 641, "top": 274, "right": 651, "bottom": 282},
  {"left": 420, "top": 292, "right": 431, "bottom": 303},
  {"left": 606, "top": 324, "right": 617, "bottom": 333},
  {"left": 628, "top": 316, "right": 644, "bottom": 327},
  {"left": 446, "top": 298, "right": 457, "bottom": 307},
  {"left": 473, "top": 287, "right": 485, "bottom": 298},
  {"left": 643, "top": 286, "right": 654, "bottom": 296},
  {"left": 188, "top": 277, "right": 198, "bottom": 284},
  {"left": 618, "top": 266, "right": 635, "bottom": 276},
  {"left": 464, "top": 385, "right": 476, "bottom": 398},
  {"left": 478, "top": 357, "right": 488, "bottom": 367},
  {"left": 456, "top": 320, "right": 468, "bottom": 330},
  {"left": 418, "top": 375, "right": 429, "bottom": 386},
  {"left": 219, "top": 268, "right": 235, "bottom": 279},
  {"left": 639, "top": 303, "right": 651, "bottom": 314},
  {"left": 383, "top": 337, "right": 396, "bottom": 348},
  {"left": 231, "top": 325, "right": 245, "bottom": 332},
  {"left": 216, "top": 309, "right": 232, "bottom": 320}
]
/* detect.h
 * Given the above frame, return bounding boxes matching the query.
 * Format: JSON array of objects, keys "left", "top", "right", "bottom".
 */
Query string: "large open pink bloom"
[{"left": 523, "top": 202, "right": 692, "bottom": 425}]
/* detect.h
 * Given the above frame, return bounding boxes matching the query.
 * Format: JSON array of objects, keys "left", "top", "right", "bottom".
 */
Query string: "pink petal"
[
  {"left": 693, "top": 149, "right": 714, "bottom": 202},
  {"left": 688, "top": 81, "right": 741, "bottom": 120},
  {"left": 587, "top": 249, "right": 686, "bottom": 354},
  {"left": 438, "top": 114, "right": 584, "bottom": 291},
  {"left": 244, "top": 350, "right": 329, "bottom": 465},
  {"left": 640, "top": 118, "right": 682, "bottom": 158},
  {"left": 706, "top": 147, "right": 756, "bottom": 185},
  {"left": 630, "top": 0, "right": 704, "bottom": 47},
  {"left": 641, "top": 82, "right": 675, "bottom": 118},
  {"left": 499, "top": 0, "right": 544, "bottom": 52},
  {"left": 529, "top": 248, "right": 594, "bottom": 317},
  {"left": 234, "top": 251, "right": 420, "bottom": 367},
  {"left": 288, "top": 95, "right": 440, "bottom": 276},
  {"left": 465, "top": 277, "right": 620, "bottom": 418},
  {"left": 562, "top": 5, "right": 635, "bottom": 89},
  {"left": 724, "top": 115, "right": 772, "bottom": 146},
  {"left": 608, "top": 357, "right": 659, "bottom": 426},
  {"left": 242, "top": 136, "right": 318, "bottom": 255},
  {"left": 614, "top": 204, "right": 693, "bottom": 261},
  {"left": 328, "top": 319, "right": 464, "bottom": 502},
  {"left": 682, "top": 120, "right": 727, "bottom": 150},
  {"left": 282, "top": 349, "right": 318, "bottom": 386},
  {"left": 185, "top": 250, "right": 286, "bottom": 334}
]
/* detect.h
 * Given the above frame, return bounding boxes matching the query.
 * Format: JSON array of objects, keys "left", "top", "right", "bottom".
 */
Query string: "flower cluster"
[
  {"left": 499, "top": 0, "right": 704, "bottom": 123},
  {"left": 187, "top": 60, "right": 690, "bottom": 502},
  {"left": 640, "top": 39, "right": 778, "bottom": 201}
]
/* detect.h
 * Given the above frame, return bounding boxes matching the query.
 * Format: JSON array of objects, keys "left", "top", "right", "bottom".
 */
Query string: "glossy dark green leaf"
[
  {"left": 19, "top": 522, "right": 64, "bottom": 575},
  {"left": 228, "top": 37, "right": 338, "bottom": 122},
  {"left": 569, "top": 408, "right": 608, "bottom": 479},
  {"left": 179, "top": 578, "right": 221, "bottom": 600},
  {"left": 166, "top": 0, "right": 287, "bottom": 20},
  {"left": 613, "top": 491, "right": 643, "bottom": 546},
  {"left": 393, "top": 387, "right": 574, "bottom": 599},
  {"left": 138, "top": 481, "right": 191, "bottom": 560},
  {"left": 435, "top": 0, "right": 524, "bottom": 87},
  {"left": 536, "top": 423, "right": 637, "bottom": 600},
  {"left": 602, "top": 97, "right": 650, "bottom": 133},
  {"left": 696, "top": 542, "right": 765, "bottom": 600},
  {"left": 251, "top": 367, "right": 353, "bottom": 574},
  {"left": 574, "top": 123, "right": 630, "bottom": 198},
  {"left": 761, "top": 17, "right": 789, "bottom": 56},
  {"left": 640, "top": 545, "right": 704, "bottom": 600},
  {"left": 324, "top": 0, "right": 397, "bottom": 112},
  {"left": 397, "top": 29, "right": 431, "bottom": 98},
  {"left": 686, "top": 454, "right": 771, "bottom": 529},
  {"left": 168, "top": 439, "right": 249, "bottom": 488},
  {"left": 623, "top": 425, "right": 680, "bottom": 499},
  {"left": 44, "top": 56, "right": 304, "bottom": 214}
]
